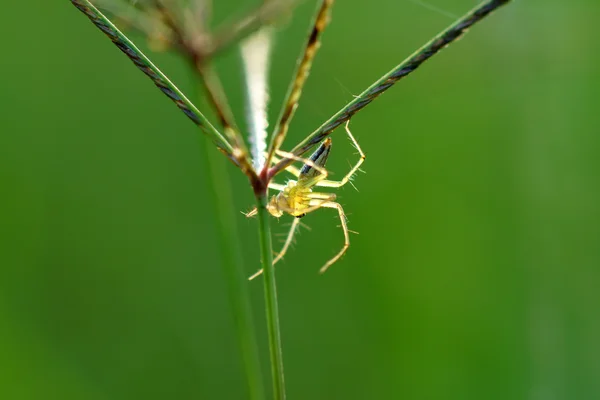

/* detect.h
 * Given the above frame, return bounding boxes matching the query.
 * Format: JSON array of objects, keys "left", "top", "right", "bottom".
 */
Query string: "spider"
[{"left": 247, "top": 121, "right": 365, "bottom": 280}]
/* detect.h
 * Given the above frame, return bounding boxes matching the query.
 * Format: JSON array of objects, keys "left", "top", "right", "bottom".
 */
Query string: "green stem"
[
  {"left": 194, "top": 88, "right": 265, "bottom": 399},
  {"left": 70, "top": 0, "right": 234, "bottom": 155},
  {"left": 256, "top": 193, "right": 286, "bottom": 400}
]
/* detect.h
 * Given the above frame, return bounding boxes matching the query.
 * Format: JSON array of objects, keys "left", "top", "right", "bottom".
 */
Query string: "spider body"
[
  {"left": 268, "top": 182, "right": 314, "bottom": 219},
  {"left": 248, "top": 122, "right": 364, "bottom": 280},
  {"left": 267, "top": 138, "right": 334, "bottom": 219}
]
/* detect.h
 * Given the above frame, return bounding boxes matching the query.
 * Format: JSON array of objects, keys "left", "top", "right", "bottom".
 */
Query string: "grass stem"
[
  {"left": 194, "top": 85, "right": 266, "bottom": 400},
  {"left": 256, "top": 193, "right": 286, "bottom": 400}
]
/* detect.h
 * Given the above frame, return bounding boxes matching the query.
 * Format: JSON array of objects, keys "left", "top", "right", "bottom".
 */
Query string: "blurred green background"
[{"left": 2, "top": 0, "right": 599, "bottom": 399}]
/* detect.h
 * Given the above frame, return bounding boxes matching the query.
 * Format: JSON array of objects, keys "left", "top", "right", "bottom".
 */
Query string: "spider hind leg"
[
  {"left": 316, "top": 121, "right": 365, "bottom": 189},
  {"left": 314, "top": 200, "right": 350, "bottom": 274},
  {"left": 248, "top": 217, "right": 301, "bottom": 280},
  {"left": 247, "top": 192, "right": 337, "bottom": 280}
]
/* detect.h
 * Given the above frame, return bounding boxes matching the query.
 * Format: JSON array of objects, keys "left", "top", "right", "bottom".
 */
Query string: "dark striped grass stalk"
[
  {"left": 255, "top": 193, "right": 283, "bottom": 399},
  {"left": 269, "top": 0, "right": 512, "bottom": 178},
  {"left": 69, "top": 0, "right": 232, "bottom": 154},
  {"left": 70, "top": 1, "right": 265, "bottom": 399},
  {"left": 265, "top": 0, "right": 334, "bottom": 176}
]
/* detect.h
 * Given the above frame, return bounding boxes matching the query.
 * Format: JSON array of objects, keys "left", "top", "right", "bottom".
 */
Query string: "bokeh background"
[{"left": 2, "top": 0, "right": 599, "bottom": 399}]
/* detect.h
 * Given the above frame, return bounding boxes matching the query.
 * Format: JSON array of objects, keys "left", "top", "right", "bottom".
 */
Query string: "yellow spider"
[{"left": 247, "top": 121, "right": 365, "bottom": 280}]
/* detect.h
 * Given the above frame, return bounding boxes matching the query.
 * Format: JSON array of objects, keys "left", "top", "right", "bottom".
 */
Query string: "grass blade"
[
  {"left": 265, "top": 0, "right": 334, "bottom": 172},
  {"left": 199, "top": 132, "right": 266, "bottom": 400},
  {"left": 150, "top": 3, "right": 258, "bottom": 180},
  {"left": 70, "top": 0, "right": 233, "bottom": 157},
  {"left": 256, "top": 193, "right": 286, "bottom": 400},
  {"left": 270, "top": 0, "right": 511, "bottom": 176}
]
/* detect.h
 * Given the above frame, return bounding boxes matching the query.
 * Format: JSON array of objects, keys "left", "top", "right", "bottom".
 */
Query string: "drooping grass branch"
[
  {"left": 70, "top": 1, "right": 266, "bottom": 398},
  {"left": 270, "top": 0, "right": 511, "bottom": 177},
  {"left": 264, "top": 0, "right": 334, "bottom": 175},
  {"left": 70, "top": 0, "right": 233, "bottom": 156},
  {"left": 153, "top": 1, "right": 258, "bottom": 179}
]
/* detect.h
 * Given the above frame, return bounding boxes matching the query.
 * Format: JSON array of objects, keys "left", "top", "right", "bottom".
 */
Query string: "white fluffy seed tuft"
[{"left": 241, "top": 29, "right": 273, "bottom": 171}]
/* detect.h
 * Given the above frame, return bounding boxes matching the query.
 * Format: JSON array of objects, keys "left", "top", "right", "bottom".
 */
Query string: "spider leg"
[
  {"left": 270, "top": 192, "right": 335, "bottom": 217},
  {"left": 248, "top": 192, "right": 336, "bottom": 280},
  {"left": 307, "top": 192, "right": 335, "bottom": 200},
  {"left": 248, "top": 217, "right": 301, "bottom": 281},
  {"left": 273, "top": 217, "right": 301, "bottom": 265},
  {"left": 244, "top": 208, "right": 258, "bottom": 218},
  {"left": 269, "top": 153, "right": 301, "bottom": 177},
  {"left": 313, "top": 200, "right": 350, "bottom": 274},
  {"left": 280, "top": 192, "right": 335, "bottom": 216},
  {"left": 268, "top": 182, "right": 286, "bottom": 191},
  {"left": 245, "top": 183, "right": 282, "bottom": 216},
  {"left": 316, "top": 121, "right": 365, "bottom": 188},
  {"left": 275, "top": 149, "right": 328, "bottom": 179}
]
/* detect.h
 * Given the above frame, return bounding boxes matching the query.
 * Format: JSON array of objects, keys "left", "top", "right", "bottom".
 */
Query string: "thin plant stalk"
[
  {"left": 255, "top": 192, "right": 285, "bottom": 400},
  {"left": 238, "top": 14, "right": 285, "bottom": 396},
  {"left": 240, "top": 2, "right": 285, "bottom": 392},
  {"left": 70, "top": 0, "right": 233, "bottom": 156},
  {"left": 203, "top": 142, "right": 266, "bottom": 400},
  {"left": 72, "top": 1, "right": 266, "bottom": 397},
  {"left": 154, "top": 3, "right": 258, "bottom": 180},
  {"left": 265, "top": 0, "right": 334, "bottom": 172},
  {"left": 270, "top": 0, "right": 511, "bottom": 176},
  {"left": 192, "top": 87, "right": 266, "bottom": 400}
]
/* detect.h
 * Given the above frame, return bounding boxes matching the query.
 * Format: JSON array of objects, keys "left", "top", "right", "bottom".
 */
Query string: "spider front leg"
[
  {"left": 314, "top": 200, "right": 350, "bottom": 274},
  {"left": 316, "top": 121, "right": 365, "bottom": 188},
  {"left": 275, "top": 149, "right": 328, "bottom": 179},
  {"left": 244, "top": 182, "right": 286, "bottom": 217},
  {"left": 268, "top": 182, "right": 286, "bottom": 191},
  {"left": 248, "top": 217, "right": 301, "bottom": 281},
  {"left": 248, "top": 192, "right": 336, "bottom": 280},
  {"left": 269, "top": 153, "right": 302, "bottom": 177}
]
